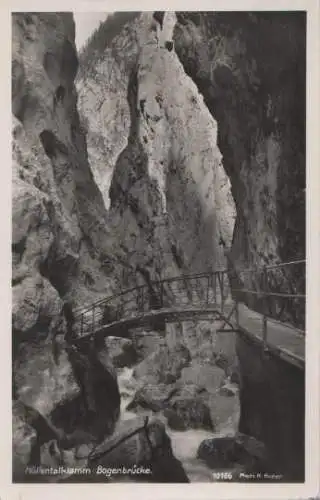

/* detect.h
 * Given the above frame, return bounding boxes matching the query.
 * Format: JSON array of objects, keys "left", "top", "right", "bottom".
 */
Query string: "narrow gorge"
[{"left": 12, "top": 11, "right": 306, "bottom": 484}]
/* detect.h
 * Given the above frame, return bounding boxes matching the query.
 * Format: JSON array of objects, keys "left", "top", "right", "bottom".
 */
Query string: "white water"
[{"left": 117, "top": 366, "right": 236, "bottom": 482}]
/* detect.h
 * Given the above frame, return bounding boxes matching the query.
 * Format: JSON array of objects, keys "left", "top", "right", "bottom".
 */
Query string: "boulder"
[
  {"left": 131, "top": 329, "right": 165, "bottom": 360},
  {"left": 35, "top": 416, "right": 189, "bottom": 483},
  {"left": 219, "top": 380, "right": 239, "bottom": 397},
  {"left": 197, "top": 433, "right": 268, "bottom": 472},
  {"left": 104, "top": 336, "right": 137, "bottom": 368},
  {"left": 198, "top": 436, "right": 237, "bottom": 468},
  {"left": 133, "top": 342, "right": 191, "bottom": 384},
  {"left": 126, "top": 383, "right": 177, "bottom": 413},
  {"left": 12, "top": 401, "right": 37, "bottom": 482},
  {"left": 89, "top": 416, "right": 189, "bottom": 482},
  {"left": 180, "top": 362, "right": 225, "bottom": 394},
  {"left": 165, "top": 389, "right": 214, "bottom": 431}
]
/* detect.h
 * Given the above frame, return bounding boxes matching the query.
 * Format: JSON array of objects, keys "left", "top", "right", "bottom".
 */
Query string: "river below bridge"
[{"left": 117, "top": 366, "right": 239, "bottom": 482}]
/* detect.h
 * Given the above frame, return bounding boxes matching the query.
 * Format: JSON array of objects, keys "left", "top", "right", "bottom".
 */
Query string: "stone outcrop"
[
  {"left": 32, "top": 416, "right": 189, "bottom": 483},
  {"left": 173, "top": 12, "right": 306, "bottom": 480},
  {"left": 12, "top": 12, "right": 121, "bottom": 474},
  {"left": 173, "top": 12, "right": 306, "bottom": 326},
  {"left": 77, "top": 12, "right": 235, "bottom": 292},
  {"left": 197, "top": 432, "right": 267, "bottom": 476},
  {"left": 104, "top": 336, "right": 137, "bottom": 368}
]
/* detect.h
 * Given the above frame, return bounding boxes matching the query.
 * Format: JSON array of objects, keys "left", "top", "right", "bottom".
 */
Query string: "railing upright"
[
  {"left": 160, "top": 282, "right": 164, "bottom": 308},
  {"left": 262, "top": 265, "right": 268, "bottom": 349},
  {"left": 206, "top": 274, "right": 210, "bottom": 304},
  {"left": 262, "top": 314, "right": 268, "bottom": 349},
  {"left": 81, "top": 313, "right": 84, "bottom": 337},
  {"left": 235, "top": 300, "right": 239, "bottom": 328},
  {"left": 220, "top": 272, "right": 225, "bottom": 313},
  {"left": 92, "top": 305, "right": 95, "bottom": 335}
]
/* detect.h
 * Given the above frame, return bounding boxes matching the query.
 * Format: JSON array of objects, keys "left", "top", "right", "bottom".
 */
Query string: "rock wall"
[
  {"left": 173, "top": 12, "right": 306, "bottom": 479},
  {"left": 174, "top": 12, "right": 306, "bottom": 325},
  {"left": 236, "top": 332, "right": 305, "bottom": 481},
  {"left": 78, "top": 12, "right": 235, "bottom": 291},
  {"left": 12, "top": 13, "right": 120, "bottom": 461}
]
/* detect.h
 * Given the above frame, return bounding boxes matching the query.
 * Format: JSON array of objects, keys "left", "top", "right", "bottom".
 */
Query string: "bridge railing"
[
  {"left": 73, "top": 259, "right": 305, "bottom": 341},
  {"left": 230, "top": 259, "right": 306, "bottom": 344},
  {"left": 73, "top": 269, "right": 231, "bottom": 338}
]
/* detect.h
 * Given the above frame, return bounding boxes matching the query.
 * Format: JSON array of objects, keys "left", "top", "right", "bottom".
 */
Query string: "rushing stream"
[{"left": 117, "top": 366, "right": 238, "bottom": 482}]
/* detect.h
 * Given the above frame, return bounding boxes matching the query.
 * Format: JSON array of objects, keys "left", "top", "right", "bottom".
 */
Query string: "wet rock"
[
  {"left": 198, "top": 436, "right": 237, "bottom": 468},
  {"left": 50, "top": 345, "right": 121, "bottom": 440},
  {"left": 89, "top": 416, "right": 189, "bottom": 482},
  {"left": 163, "top": 408, "right": 186, "bottom": 431},
  {"left": 219, "top": 381, "right": 239, "bottom": 397},
  {"left": 104, "top": 336, "right": 137, "bottom": 368},
  {"left": 131, "top": 329, "right": 165, "bottom": 360},
  {"left": 180, "top": 362, "right": 225, "bottom": 394},
  {"left": 197, "top": 433, "right": 268, "bottom": 472},
  {"left": 13, "top": 332, "right": 80, "bottom": 418},
  {"left": 165, "top": 384, "right": 214, "bottom": 431},
  {"left": 12, "top": 401, "right": 37, "bottom": 482},
  {"left": 174, "top": 13, "right": 305, "bottom": 326},
  {"left": 126, "top": 383, "right": 177, "bottom": 413},
  {"left": 36, "top": 416, "right": 188, "bottom": 483},
  {"left": 133, "top": 342, "right": 191, "bottom": 384}
]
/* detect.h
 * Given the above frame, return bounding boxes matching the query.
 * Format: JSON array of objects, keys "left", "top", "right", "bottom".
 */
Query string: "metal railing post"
[
  {"left": 262, "top": 314, "right": 268, "bottom": 349},
  {"left": 160, "top": 282, "right": 164, "bottom": 308},
  {"left": 221, "top": 272, "right": 225, "bottom": 313},
  {"left": 262, "top": 265, "right": 268, "bottom": 350},
  {"left": 206, "top": 275, "right": 210, "bottom": 304},
  {"left": 235, "top": 300, "right": 239, "bottom": 328},
  {"left": 81, "top": 314, "right": 84, "bottom": 337},
  {"left": 214, "top": 273, "right": 217, "bottom": 303},
  {"left": 92, "top": 305, "right": 95, "bottom": 334}
]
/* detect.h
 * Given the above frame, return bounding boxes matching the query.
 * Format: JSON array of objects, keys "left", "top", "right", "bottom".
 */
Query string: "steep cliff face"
[
  {"left": 77, "top": 12, "right": 235, "bottom": 288},
  {"left": 174, "top": 12, "right": 306, "bottom": 325},
  {"left": 12, "top": 13, "right": 120, "bottom": 434},
  {"left": 76, "top": 12, "right": 143, "bottom": 209}
]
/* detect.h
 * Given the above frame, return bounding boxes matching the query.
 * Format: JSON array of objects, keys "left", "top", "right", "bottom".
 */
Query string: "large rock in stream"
[
  {"left": 29, "top": 416, "right": 189, "bottom": 483},
  {"left": 133, "top": 342, "right": 191, "bottom": 384}
]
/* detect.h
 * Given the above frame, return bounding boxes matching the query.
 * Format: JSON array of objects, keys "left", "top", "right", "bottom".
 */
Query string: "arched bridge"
[{"left": 72, "top": 259, "right": 305, "bottom": 369}]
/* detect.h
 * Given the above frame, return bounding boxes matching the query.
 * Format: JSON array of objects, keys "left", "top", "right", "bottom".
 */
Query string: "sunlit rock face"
[
  {"left": 174, "top": 12, "right": 306, "bottom": 325},
  {"left": 78, "top": 12, "right": 235, "bottom": 289}
]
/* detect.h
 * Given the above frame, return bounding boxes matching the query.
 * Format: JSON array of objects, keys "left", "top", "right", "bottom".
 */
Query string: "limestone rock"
[
  {"left": 12, "top": 401, "right": 37, "bottom": 482},
  {"left": 131, "top": 329, "right": 165, "bottom": 360},
  {"left": 89, "top": 416, "right": 189, "bottom": 482},
  {"left": 77, "top": 12, "right": 235, "bottom": 293},
  {"left": 104, "top": 336, "right": 137, "bottom": 368},
  {"left": 126, "top": 383, "right": 177, "bottom": 413},
  {"left": 179, "top": 362, "right": 225, "bottom": 394},
  {"left": 174, "top": 12, "right": 306, "bottom": 327},
  {"left": 197, "top": 433, "right": 267, "bottom": 472},
  {"left": 133, "top": 342, "right": 191, "bottom": 384}
]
